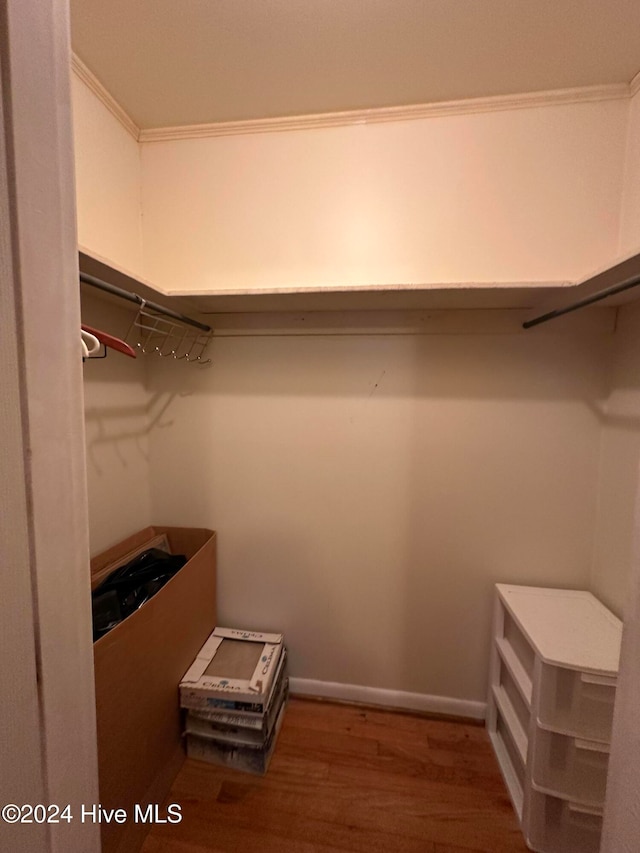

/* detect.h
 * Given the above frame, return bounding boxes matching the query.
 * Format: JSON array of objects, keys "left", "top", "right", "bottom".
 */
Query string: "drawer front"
[
  {"left": 531, "top": 727, "right": 609, "bottom": 806},
  {"left": 526, "top": 788, "right": 602, "bottom": 853},
  {"left": 538, "top": 664, "right": 616, "bottom": 743}
]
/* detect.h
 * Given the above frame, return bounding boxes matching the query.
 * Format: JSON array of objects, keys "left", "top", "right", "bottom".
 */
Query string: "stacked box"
[{"left": 179, "top": 627, "right": 288, "bottom": 775}]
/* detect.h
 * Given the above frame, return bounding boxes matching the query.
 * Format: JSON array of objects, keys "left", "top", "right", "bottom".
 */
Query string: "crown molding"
[
  {"left": 69, "top": 55, "right": 632, "bottom": 144},
  {"left": 71, "top": 53, "right": 140, "bottom": 141},
  {"left": 138, "top": 83, "right": 629, "bottom": 143}
]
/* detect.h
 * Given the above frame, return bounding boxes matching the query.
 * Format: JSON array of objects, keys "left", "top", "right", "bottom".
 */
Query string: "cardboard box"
[
  {"left": 92, "top": 526, "right": 216, "bottom": 853},
  {"left": 186, "top": 650, "right": 289, "bottom": 742},
  {"left": 186, "top": 699, "right": 287, "bottom": 775},
  {"left": 180, "top": 626, "right": 284, "bottom": 713}
]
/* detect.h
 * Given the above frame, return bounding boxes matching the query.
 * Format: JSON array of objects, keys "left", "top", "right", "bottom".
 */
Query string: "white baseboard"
[{"left": 289, "top": 677, "right": 486, "bottom": 721}]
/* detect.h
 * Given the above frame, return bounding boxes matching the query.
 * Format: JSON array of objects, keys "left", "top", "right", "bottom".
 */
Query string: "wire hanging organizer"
[
  {"left": 80, "top": 272, "right": 213, "bottom": 366},
  {"left": 124, "top": 300, "right": 213, "bottom": 365}
]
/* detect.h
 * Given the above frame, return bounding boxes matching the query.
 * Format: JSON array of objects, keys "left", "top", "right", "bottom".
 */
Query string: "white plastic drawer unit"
[
  {"left": 487, "top": 584, "right": 622, "bottom": 853},
  {"left": 531, "top": 728, "right": 610, "bottom": 806},
  {"left": 538, "top": 665, "right": 617, "bottom": 743},
  {"left": 527, "top": 788, "right": 602, "bottom": 853}
]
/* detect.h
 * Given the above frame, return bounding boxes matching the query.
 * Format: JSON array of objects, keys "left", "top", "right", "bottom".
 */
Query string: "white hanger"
[{"left": 81, "top": 329, "right": 101, "bottom": 357}]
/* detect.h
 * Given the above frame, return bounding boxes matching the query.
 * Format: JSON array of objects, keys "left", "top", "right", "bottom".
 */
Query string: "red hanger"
[{"left": 81, "top": 324, "right": 137, "bottom": 359}]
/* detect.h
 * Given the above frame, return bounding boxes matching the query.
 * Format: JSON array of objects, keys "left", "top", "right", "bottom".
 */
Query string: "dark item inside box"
[{"left": 91, "top": 547, "right": 187, "bottom": 640}]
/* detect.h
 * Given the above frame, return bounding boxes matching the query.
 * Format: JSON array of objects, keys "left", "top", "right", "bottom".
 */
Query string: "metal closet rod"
[
  {"left": 80, "top": 272, "right": 211, "bottom": 333},
  {"left": 523, "top": 273, "right": 640, "bottom": 329}
]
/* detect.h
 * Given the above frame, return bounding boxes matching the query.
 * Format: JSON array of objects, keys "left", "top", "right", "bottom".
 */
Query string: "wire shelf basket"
[{"left": 125, "top": 302, "right": 213, "bottom": 365}]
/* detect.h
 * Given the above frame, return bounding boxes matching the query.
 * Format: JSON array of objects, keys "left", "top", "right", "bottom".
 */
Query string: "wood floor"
[{"left": 141, "top": 698, "right": 529, "bottom": 853}]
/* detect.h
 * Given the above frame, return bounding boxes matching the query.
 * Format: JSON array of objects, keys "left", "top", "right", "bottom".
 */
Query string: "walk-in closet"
[{"left": 3, "top": 2, "right": 640, "bottom": 852}]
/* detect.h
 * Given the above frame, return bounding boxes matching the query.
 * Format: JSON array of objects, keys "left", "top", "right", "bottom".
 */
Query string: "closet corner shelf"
[
  {"left": 80, "top": 244, "right": 640, "bottom": 327},
  {"left": 79, "top": 248, "right": 571, "bottom": 314},
  {"left": 79, "top": 248, "right": 204, "bottom": 322}
]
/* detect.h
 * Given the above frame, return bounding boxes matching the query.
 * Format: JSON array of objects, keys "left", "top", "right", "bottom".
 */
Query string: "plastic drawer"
[
  {"left": 538, "top": 664, "right": 616, "bottom": 743},
  {"left": 531, "top": 727, "right": 609, "bottom": 806},
  {"left": 526, "top": 788, "right": 602, "bottom": 853}
]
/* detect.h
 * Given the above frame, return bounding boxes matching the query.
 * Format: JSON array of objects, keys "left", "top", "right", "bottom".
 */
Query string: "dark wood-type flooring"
[{"left": 141, "top": 698, "right": 529, "bottom": 853}]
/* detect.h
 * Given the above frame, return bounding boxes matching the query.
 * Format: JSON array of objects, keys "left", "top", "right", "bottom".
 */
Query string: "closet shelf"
[
  {"left": 80, "top": 247, "right": 571, "bottom": 313},
  {"left": 80, "top": 244, "right": 640, "bottom": 325}
]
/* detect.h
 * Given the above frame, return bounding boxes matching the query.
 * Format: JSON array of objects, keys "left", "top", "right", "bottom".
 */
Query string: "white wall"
[
  {"left": 71, "top": 71, "right": 630, "bottom": 297},
  {"left": 147, "top": 326, "right": 607, "bottom": 703},
  {"left": 72, "top": 73, "right": 143, "bottom": 277},
  {"left": 141, "top": 98, "right": 628, "bottom": 293},
  {"left": 591, "top": 88, "right": 640, "bottom": 615},
  {"left": 591, "top": 303, "right": 640, "bottom": 616},
  {"left": 588, "top": 87, "right": 640, "bottom": 841},
  {"left": 81, "top": 293, "right": 153, "bottom": 555},
  {"left": 601, "top": 464, "right": 640, "bottom": 853},
  {"left": 72, "top": 75, "right": 639, "bottom": 700},
  {"left": 619, "top": 87, "right": 640, "bottom": 256},
  {"left": 72, "top": 74, "right": 151, "bottom": 554}
]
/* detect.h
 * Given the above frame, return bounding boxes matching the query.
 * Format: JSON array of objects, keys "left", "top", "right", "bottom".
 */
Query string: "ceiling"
[{"left": 70, "top": 0, "right": 640, "bottom": 130}]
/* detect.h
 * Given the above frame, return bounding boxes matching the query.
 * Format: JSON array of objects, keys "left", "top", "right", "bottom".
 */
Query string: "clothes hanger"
[
  {"left": 81, "top": 324, "right": 137, "bottom": 359},
  {"left": 81, "top": 329, "right": 101, "bottom": 356}
]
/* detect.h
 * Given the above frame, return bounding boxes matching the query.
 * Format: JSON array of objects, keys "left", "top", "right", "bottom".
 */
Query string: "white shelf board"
[
  {"left": 184, "top": 282, "right": 571, "bottom": 314},
  {"left": 80, "top": 244, "right": 640, "bottom": 318},
  {"left": 79, "top": 245, "right": 574, "bottom": 313},
  {"left": 492, "top": 684, "right": 528, "bottom": 765},
  {"left": 496, "top": 636, "right": 533, "bottom": 708},
  {"left": 496, "top": 585, "right": 622, "bottom": 676},
  {"left": 79, "top": 248, "right": 205, "bottom": 320}
]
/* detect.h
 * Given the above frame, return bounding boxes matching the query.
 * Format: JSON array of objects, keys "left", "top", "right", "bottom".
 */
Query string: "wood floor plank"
[
  {"left": 141, "top": 698, "right": 528, "bottom": 853},
  {"left": 287, "top": 701, "right": 488, "bottom": 744},
  {"left": 151, "top": 803, "right": 438, "bottom": 853}
]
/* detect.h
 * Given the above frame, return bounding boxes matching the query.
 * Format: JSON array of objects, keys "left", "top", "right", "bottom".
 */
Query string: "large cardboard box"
[{"left": 92, "top": 526, "right": 216, "bottom": 853}]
